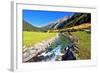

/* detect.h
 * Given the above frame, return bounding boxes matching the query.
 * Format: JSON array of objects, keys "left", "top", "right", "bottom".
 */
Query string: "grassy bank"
[
  {"left": 23, "top": 31, "right": 57, "bottom": 48},
  {"left": 71, "top": 31, "right": 91, "bottom": 59}
]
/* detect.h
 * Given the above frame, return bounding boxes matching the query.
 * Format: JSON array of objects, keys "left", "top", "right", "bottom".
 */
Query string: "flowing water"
[{"left": 36, "top": 33, "right": 69, "bottom": 61}]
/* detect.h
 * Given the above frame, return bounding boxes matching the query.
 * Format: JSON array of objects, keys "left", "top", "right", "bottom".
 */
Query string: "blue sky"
[{"left": 23, "top": 10, "right": 74, "bottom": 27}]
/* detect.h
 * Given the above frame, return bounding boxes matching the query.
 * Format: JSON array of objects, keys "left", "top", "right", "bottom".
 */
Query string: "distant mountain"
[
  {"left": 43, "top": 16, "right": 69, "bottom": 30},
  {"left": 43, "top": 13, "right": 91, "bottom": 30},
  {"left": 23, "top": 20, "right": 42, "bottom": 31}
]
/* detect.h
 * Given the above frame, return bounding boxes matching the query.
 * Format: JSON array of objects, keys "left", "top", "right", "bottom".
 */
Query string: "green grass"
[
  {"left": 71, "top": 31, "right": 91, "bottom": 59},
  {"left": 23, "top": 31, "right": 57, "bottom": 48}
]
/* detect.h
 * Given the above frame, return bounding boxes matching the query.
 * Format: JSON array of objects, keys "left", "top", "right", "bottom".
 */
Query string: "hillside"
[
  {"left": 64, "top": 13, "right": 91, "bottom": 28},
  {"left": 23, "top": 20, "right": 43, "bottom": 31},
  {"left": 43, "top": 16, "right": 69, "bottom": 30},
  {"left": 43, "top": 13, "right": 91, "bottom": 30}
]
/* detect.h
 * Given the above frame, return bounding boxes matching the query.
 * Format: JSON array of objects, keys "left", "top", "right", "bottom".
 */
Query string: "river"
[
  {"left": 34, "top": 33, "right": 70, "bottom": 62},
  {"left": 26, "top": 33, "right": 76, "bottom": 62},
  {"left": 38, "top": 45, "right": 62, "bottom": 61}
]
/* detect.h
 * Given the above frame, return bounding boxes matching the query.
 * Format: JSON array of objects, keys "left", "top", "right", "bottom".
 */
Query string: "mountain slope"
[
  {"left": 23, "top": 20, "right": 42, "bottom": 31},
  {"left": 43, "top": 13, "right": 91, "bottom": 30},
  {"left": 43, "top": 16, "right": 69, "bottom": 30},
  {"left": 64, "top": 13, "right": 91, "bottom": 28}
]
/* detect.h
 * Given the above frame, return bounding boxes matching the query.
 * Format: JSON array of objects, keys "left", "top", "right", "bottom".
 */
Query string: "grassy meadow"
[
  {"left": 23, "top": 31, "right": 57, "bottom": 48},
  {"left": 71, "top": 31, "right": 91, "bottom": 59}
]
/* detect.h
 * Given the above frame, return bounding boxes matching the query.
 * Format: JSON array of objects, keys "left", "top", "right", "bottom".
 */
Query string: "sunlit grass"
[
  {"left": 72, "top": 31, "right": 91, "bottom": 59},
  {"left": 23, "top": 31, "right": 57, "bottom": 48}
]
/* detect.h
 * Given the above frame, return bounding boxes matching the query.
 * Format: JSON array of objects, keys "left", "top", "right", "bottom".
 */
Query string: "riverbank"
[
  {"left": 25, "top": 32, "right": 74, "bottom": 62},
  {"left": 22, "top": 33, "right": 59, "bottom": 62},
  {"left": 62, "top": 30, "right": 91, "bottom": 59},
  {"left": 71, "top": 31, "right": 91, "bottom": 59}
]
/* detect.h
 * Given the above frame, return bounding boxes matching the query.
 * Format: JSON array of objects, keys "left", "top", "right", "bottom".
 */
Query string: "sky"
[{"left": 23, "top": 10, "right": 74, "bottom": 27}]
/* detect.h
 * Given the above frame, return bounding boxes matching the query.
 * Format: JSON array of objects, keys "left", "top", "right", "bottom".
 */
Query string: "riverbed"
[{"left": 25, "top": 33, "right": 70, "bottom": 62}]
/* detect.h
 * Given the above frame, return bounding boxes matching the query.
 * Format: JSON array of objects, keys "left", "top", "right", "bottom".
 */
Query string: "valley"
[{"left": 22, "top": 12, "right": 91, "bottom": 62}]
